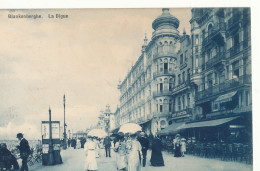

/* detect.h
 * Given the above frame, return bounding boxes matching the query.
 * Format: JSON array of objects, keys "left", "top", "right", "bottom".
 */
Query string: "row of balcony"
[
  {"left": 153, "top": 70, "right": 175, "bottom": 78},
  {"left": 201, "top": 52, "right": 226, "bottom": 71},
  {"left": 196, "top": 74, "right": 251, "bottom": 101},
  {"left": 153, "top": 90, "right": 173, "bottom": 97},
  {"left": 202, "top": 22, "right": 226, "bottom": 47}
]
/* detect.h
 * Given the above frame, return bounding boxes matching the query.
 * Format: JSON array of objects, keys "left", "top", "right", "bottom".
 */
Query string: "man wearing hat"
[
  {"left": 16, "top": 133, "right": 30, "bottom": 171},
  {"left": 138, "top": 132, "right": 149, "bottom": 167}
]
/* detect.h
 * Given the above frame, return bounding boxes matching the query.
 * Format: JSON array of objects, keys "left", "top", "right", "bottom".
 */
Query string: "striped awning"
[
  {"left": 181, "top": 116, "right": 240, "bottom": 129},
  {"left": 215, "top": 91, "right": 237, "bottom": 103}
]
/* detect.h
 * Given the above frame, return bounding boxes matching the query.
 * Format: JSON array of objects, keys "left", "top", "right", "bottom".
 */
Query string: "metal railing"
[
  {"left": 153, "top": 90, "right": 173, "bottom": 97},
  {"left": 196, "top": 74, "right": 251, "bottom": 100}
]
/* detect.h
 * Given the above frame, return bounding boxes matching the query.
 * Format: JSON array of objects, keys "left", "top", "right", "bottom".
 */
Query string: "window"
[
  {"left": 160, "top": 83, "right": 163, "bottom": 91},
  {"left": 234, "top": 34, "right": 239, "bottom": 47},
  {"left": 182, "top": 95, "right": 186, "bottom": 109},
  {"left": 178, "top": 74, "right": 181, "bottom": 85},
  {"left": 187, "top": 93, "right": 190, "bottom": 108},
  {"left": 246, "top": 91, "right": 249, "bottom": 106},
  {"left": 169, "top": 102, "right": 172, "bottom": 112},
  {"left": 202, "top": 29, "right": 205, "bottom": 39},
  {"left": 187, "top": 69, "right": 190, "bottom": 81},
  {"left": 232, "top": 61, "right": 239, "bottom": 78},
  {"left": 178, "top": 97, "right": 181, "bottom": 111},
  {"left": 160, "top": 105, "right": 163, "bottom": 112},
  {"left": 164, "top": 62, "right": 168, "bottom": 74},
  {"left": 185, "top": 51, "right": 188, "bottom": 61},
  {"left": 180, "top": 54, "right": 183, "bottom": 65},
  {"left": 169, "top": 83, "right": 173, "bottom": 91},
  {"left": 195, "top": 55, "right": 199, "bottom": 68},
  {"left": 195, "top": 47, "right": 199, "bottom": 53},
  {"left": 208, "top": 24, "right": 213, "bottom": 36},
  {"left": 182, "top": 71, "right": 186, "bottom": 83},
  {"left": 207, "top": 73, "right": 213, "bottom": 88},
  {"left": 195, "top": 35, "right": 199, "bottom": 45}
]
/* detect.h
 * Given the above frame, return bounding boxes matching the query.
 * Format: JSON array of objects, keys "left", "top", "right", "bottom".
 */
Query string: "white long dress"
[
  {"left": 114, "top": 141, "right": 127, "bottom": 170},
  {"left": 84, "top": 140, "right": 98, "bottom": 171},
  {"left": 127, "top": 140, "right": 142, "bottom": 171}
]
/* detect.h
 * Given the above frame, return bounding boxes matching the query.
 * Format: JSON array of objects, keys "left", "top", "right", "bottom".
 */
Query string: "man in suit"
[
  {"left": 138, "top": 132, "right": 150, "bottom": 167},
  {"left": 16, "top": 133, "right": 30, "bottom": 171},
  {"left": 103, "top": 136, "right": 111, "bottom": 157}
]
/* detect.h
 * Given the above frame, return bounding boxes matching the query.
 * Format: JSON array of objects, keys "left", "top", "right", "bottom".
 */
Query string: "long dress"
[
  {"left": 84, "top": 140, "right": 98, "bottom": 171},
  {"left": 127, "top": 139, "right": 142, "bottom": 171},
  {"left": 150, "top": 138, "right": 164, "bottom": 166},
  {"left": 114, "top": 141, "right": 127, "bottom": 170},
  {"left": 174, "top": 140, "right": 182, "bottom": 157}
]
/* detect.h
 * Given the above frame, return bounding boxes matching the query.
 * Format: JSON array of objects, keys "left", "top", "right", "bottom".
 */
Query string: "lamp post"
[
  {"left": 63, "top": 94, "right": 67, "bottom": 149},
  {"left": 48, "top": 107, "right": 54, "bottom": 165}
]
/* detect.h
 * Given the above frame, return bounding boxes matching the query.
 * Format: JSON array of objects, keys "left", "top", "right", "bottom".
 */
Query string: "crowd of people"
[{"left": 82, "top": 132, "right": 166, "bottom": 171}]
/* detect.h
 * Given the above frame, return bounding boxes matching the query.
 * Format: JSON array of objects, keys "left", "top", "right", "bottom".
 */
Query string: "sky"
[{"left": 0, "top": 8, "right": 192, "bottom": 140}]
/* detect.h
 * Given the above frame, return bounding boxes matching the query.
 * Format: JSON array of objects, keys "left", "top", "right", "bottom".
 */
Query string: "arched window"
[{"left": 208, "top": 24, "right": 213, "bottom": 36}]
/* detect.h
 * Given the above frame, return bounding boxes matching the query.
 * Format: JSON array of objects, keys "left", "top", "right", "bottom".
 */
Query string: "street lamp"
[
  {"left": 48, "top": 107, "right": 54, "bottom": 165},
  {"left": 63, "top": 94, "right": 67, "bottom": 149}
]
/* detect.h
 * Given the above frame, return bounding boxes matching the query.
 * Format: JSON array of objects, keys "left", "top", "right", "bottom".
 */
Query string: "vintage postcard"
[{"left": 0, "top": 8, "right": 253, "bottom": 171}]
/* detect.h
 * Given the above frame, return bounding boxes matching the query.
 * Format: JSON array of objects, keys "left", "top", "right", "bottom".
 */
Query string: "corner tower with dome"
[{"left": 118, "top": 8, "right": 182, "bottom": 136}]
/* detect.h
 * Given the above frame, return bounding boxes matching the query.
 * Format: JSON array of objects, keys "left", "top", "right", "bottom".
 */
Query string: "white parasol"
[
  {"left": 88, "top": 129, "right": 107, "bottom": 138},
  {"left": 119, "top": 123, "right": 142, "bottom": 134}
]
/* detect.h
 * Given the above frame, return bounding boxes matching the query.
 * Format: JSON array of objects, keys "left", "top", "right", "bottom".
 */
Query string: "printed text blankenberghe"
[{"left": 8, "top": 14, "right": 42, "bottom": 19}]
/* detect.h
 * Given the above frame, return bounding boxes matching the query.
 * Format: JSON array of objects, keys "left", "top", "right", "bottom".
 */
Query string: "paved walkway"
[{"left": 27, "top": 148, "right": 252, "bottom": 171}]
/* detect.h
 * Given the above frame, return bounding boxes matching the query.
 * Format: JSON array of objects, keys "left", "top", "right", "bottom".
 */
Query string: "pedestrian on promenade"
[
  {"left": 103, "top": 136, "right": 112, "bottom": 157},
  {"left": 68, "top": 138, "right": 71, "bottom": 147},
  {"left": 138, "top": 132, "right": 149, "bottom": 167},
  {"left": 71, "top": 138, "right": 76, "bottom": 149},
  {"left": 76, "top": 138, "right": 81, "bottom": 149},
  {"left": 84, "top": 136, "right": 98, "bottom": 171},
  {"left": 150, "top": 134, "right": 164, "bottom": 167},
  {"left": 181, "top": 138, "right": 186, "bottom": 157},
  {"left": 81, "top": 138, "right": 86, "bottom": 149},
  {"left": 0, "top": 143, "right": 20, "bottom": 170},
  {"left": 16, "top": 133, "right": 31, "bottom": 171},
  {"left": 114, "top": 133, "right": 127, "bottom": 171},
  {"left": 174, "top": 134, "right": 182, "bottom": 157},
  {"left": 126, "top": 134, "right": 142, "bottom": 171}
]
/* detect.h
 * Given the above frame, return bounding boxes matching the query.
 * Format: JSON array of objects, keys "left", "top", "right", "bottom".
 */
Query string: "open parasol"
[{"left": 119, "top": 123, "right": 142, "bottom": 134}]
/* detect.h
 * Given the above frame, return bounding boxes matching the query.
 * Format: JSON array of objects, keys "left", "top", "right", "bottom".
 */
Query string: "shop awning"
[
  {"left": 215, "top": 91, "right": 237, "bottom": 103},
  {"left": 182, "top": 116, "right": 240, "bottom": 129},
  {"left": 157, "top": 122, "right": 185, "bottom": 135}
]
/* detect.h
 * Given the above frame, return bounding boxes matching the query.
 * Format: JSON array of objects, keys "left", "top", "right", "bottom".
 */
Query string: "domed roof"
[{"left": 152, "top": 8, "right": 180, "bottom": 30}]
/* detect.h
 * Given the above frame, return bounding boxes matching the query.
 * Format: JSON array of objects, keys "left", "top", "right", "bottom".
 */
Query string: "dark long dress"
[
  {"left": 174, "top": 141, "right": 182, "bottom": 157},
  {"left": 150, "top": 138, "right": 164, "bottom": 166}
]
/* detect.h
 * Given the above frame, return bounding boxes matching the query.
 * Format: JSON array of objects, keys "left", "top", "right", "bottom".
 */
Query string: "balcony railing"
[
  {"left": 153, "top": 90, "right": 173, "bottom": 97},
  {"left": 230, "top": 45, "right": 241, "bottom": 56},
  {"left": 202, "top": 22, "right": 226, "bottom": 47},
  {"left": 228, "top": 15, "right": 241, "bottom": 31},
  {"left": 205, "top": 52, "right": 226, "bottom": 69},
  {"left": 196, "top": 74, "right": 251, "bottom": 101},
  {"left": 153, "top": 51, "right": 176, "bottom": 59},
  {"left": 153, "top": 70, "right": 174, "bottom": 78}
]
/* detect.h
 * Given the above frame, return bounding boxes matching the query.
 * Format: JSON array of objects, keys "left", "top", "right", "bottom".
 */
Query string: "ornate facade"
[{"left": 116, "top": 8, "right": 251, "bottom": 138}]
